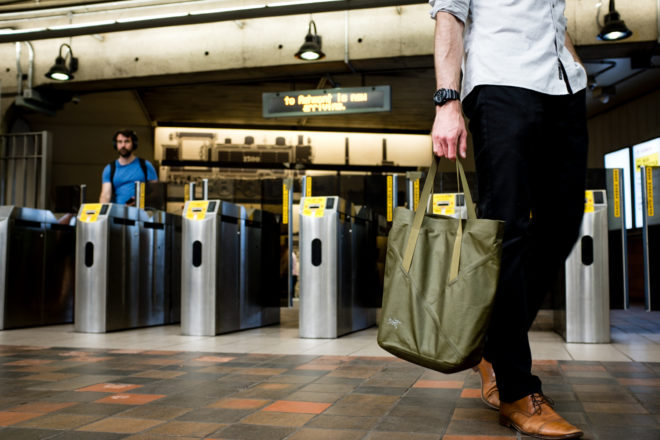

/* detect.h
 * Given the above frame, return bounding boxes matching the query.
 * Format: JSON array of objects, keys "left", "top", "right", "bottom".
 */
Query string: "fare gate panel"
[
  {"left": 0, "top": 206, "right": 75, "bottom": 329},
  {"left": 642, "top": 166, "right": 660, "bottom": 311},
  {"left": 75, "top": 203, "right": 181, "bottom": 333},
  {"left": 555, "top": 190, "right": 610, "bottom": 343},
  {"left": 299, "top": 196, "right": 378, "bottom": 339},
  {"left": 181, "top": 200, "right": 279, "bottom": 336}
]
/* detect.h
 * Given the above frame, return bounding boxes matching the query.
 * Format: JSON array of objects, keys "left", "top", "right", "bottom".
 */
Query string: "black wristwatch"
[{"left": 433, "top": 88, "right": 460, "bottom": 106}]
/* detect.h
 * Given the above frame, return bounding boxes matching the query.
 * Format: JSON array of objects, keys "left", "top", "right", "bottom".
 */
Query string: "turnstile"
[
  {"left": 606, "top": 168, "right": 629, "bottom": 309},
  {"left": 75, "top": 204, "right": 181, "bottom": 333},
  {"left": 180, "top": 200, "right": 279, "bottom": 336},
  {"left": 641, "top": 166, "right": 660, "bottom": 311},
  {"left": 299, "top": 196, "right": 378, "bottom": 338},
  {"left": 0, "top": 206, "right": 75, "bottom": 329},
  {"left": 555, "top": 190, "right": 610, "bottom": 343}
]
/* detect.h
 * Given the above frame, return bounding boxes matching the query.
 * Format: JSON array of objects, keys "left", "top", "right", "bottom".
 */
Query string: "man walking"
[{"left": 429, "top": 1, "right": 588, "bottom": 438}]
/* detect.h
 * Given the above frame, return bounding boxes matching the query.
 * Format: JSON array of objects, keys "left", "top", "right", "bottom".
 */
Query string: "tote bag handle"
[{"left": 401, "top": 156, "right": 476, "bottom": 279}]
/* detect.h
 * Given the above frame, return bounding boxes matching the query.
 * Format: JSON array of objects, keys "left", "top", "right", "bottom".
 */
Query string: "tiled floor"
[{"left": 0, "top": 306, "right": 658, "bottom": 439}]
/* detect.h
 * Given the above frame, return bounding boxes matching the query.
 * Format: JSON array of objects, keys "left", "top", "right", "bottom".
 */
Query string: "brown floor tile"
[
  {"left": 7, "top": 401, "right": 77, "bottom": 414},
  {"left": 581, "top": 401, "right": 649, "bottom": 414},
  {"left": 95, "top": 393, "right": 166, "bottom": 405},
  {"left": 130, "top": 370, "right": 186, "bottom": 379},
  {"left": 3, "top": 359, "right": 54, "bottom": 367},
  {"left": 118, "top": 405, "right": 192, "bottom": 420},
  {"left": 20, "top": 372, "right": 79, "bottom": 382},
  {"left": 208, "top": 423, "right": 295, "bottom": 440},
  {"left": 240, "top": 411, "right": 315, "bottom": 427},
  {"left": 295, "top": 363, "right": 340, "bottom": 371},
  {"left": 0, "top": 411, "right": 42, "bottom": 426},
  {"left": 175, "top": 407, "right": 251, "bottom": 424},
  {"left": 561, "top": 364, "right": 607, "bottom": 372},
  {"left": 141, "top": 350, "right": 182, "bottom": 356},
  {"left": 364, "top": 431, "right": 442, "bottom": 439},
  {"left": 122, "top": 435, "right": 198, "bottom": 440},
  {"left": 147, "top": 420, "right": 226, "bottom": 436},
  {"left": 328, "top": 366, "right": 383, "bottom": 379},
  {"left": 443, "top": 436, "right": 516, "bottom": 440},
  {"left": 451, "top": 408, "right": 499, "bottom": 422},
  {"left": 307, "top": 415, "right": 380, "bottom": 430},
  {"left": 300, "top": 383, "right": 357, "bottom": 394},
  {"left": 77, "top": 417, "right": 163, "bottom": 433},
  {"left": 263, "top": 400, "right": 331, "bottom": 414},
  {"left": 460, "top": 388, "right": 481, "bottom": 399},
  {"left": 325, "top": 394, "right": 398, "bottom": 417},
  {"left": 137, "top": 359, "right": 182, "bottom": 366},
  {"left": 192, "top": 356, "right": 236, "bottom": 363},
  {"left": 285, "top": 391, "right": 343, "bottom": 403},
  {"left": 413, "top": 380, "right": 463, "bottom": 389},
  {"left": 207, "top": 398, "right": 271, "bottom": 410},
  {"left": 66, "top": 356, "right": 113, "bottom": 363},
  {"left": 241, "top": 368, "right": 288, "bottom": 376},
  {"left": 286, "top": 427, "right": 367, "bottom": 440},
  {"left": 59, "top": 402, "right": 128, "bottom": 416},
  {"left": 16, "top": 413, "right": 102, "bottom": 429},
  {"left": 617, "top": 378, "right": 660, "bottom": 386},
  {"left": 107, "top": 349, "right": 143, "bottom": 354},
  {"left": 445, "top": 419, "right": 515, "bottom": 436}
]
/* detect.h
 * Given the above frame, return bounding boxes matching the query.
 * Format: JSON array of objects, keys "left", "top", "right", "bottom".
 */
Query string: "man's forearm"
[
  {"left": 565, "top": 32, "right": 583, "bottom": 68},
  {"left": 433, "top": 12, "right": 465, "bottom": 91}
]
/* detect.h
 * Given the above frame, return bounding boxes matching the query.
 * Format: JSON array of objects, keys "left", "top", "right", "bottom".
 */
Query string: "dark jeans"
[{"left": 463, "top": 85, "right": 588, "bottom": 403}]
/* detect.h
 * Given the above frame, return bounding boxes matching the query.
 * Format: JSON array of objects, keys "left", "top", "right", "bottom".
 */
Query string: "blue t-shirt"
[{"left": 102, "top": 158, "right": 158, "bottom": 204}]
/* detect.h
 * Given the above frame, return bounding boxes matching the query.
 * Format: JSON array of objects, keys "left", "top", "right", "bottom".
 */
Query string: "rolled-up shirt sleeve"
[{"left": 429, "top": 0, "right": 469, "bottom": 23}]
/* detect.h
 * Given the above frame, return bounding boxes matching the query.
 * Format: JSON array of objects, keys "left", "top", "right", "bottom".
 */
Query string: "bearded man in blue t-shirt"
[{"left": 99, "top": 129, "right": 158, "bottom": 205}]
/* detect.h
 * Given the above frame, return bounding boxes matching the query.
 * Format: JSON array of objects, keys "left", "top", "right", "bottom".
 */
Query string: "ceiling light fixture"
[
  {"left": 597, "top": 0, "right": 633, "bottom": 41},
  {"left": 45, "top": 43, "right": 78, "bottom": 81},
  {"left": 295, "top": 20, "right": 325, "bottom": 61}
]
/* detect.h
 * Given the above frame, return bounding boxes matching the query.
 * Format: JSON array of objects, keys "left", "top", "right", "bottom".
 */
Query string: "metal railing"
[{"left": 0, "top": 131, "right": 52, "bottom": 209}]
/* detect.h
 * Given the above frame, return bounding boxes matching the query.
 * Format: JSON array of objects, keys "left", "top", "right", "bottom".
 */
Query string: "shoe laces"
[{"left": 530, "top": 393, "right": 555, "bottom": 414}]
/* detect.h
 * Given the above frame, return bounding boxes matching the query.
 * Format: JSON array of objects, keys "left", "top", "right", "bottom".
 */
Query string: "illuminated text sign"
[{"left": 262, "top": 86, "right": 391, "bottom": 118}]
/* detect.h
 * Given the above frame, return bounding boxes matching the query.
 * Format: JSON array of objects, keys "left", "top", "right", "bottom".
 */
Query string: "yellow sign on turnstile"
[
  {"left": 305, "top": 177, "right": 312, "bottom": 197},
  {"left": 613, "top": 169, "right": 621, "bottom": 218},
  {"left": 301, "top": 197, "right": 326, "bottom": 218},
  {"left": 413, "top": 179, "right": 420, "bottom": 211},
  {"left": 186, "top": 201, "right": 209, "bottom": 221},
  {"left": 647, "top": 169, "right": 655, "bottom": 217},
  {"left": 139, "top": 182, "right": 145, "bottom": 209},
  {"left": 79, "top": 203, "right": 103, "bottom": 223},
  {"left": 584, "top": 190, "right": 595, "bottom": 213},
  {"left": 282, "top": 183, "right": 289, "bottom": 225},
  {"left": 433, "top": 194, "right": 456, "bottom": 216},
  {"left": 386, "top": 175, "right": 393, "bottom": 222}
]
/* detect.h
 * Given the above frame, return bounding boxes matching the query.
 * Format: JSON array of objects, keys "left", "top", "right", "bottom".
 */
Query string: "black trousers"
[{"left": 463, "top": 85, "right": 588, "bottom": 403}]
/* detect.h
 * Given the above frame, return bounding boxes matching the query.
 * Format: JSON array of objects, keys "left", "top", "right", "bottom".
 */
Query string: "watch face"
[
  {"left": 433, "top": 89, "right": 458, "bottom": 106},
  {"left": 433, "top": 89, "right": 446, "bottom": 105}
]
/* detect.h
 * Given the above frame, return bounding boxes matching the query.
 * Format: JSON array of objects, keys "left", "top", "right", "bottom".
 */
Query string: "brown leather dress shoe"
[
  {"left": 472, "top": 358, "right": 500, "bottom": 410},
  {"left": 499, "top": 393, "right": 583, "bottom": 439}
]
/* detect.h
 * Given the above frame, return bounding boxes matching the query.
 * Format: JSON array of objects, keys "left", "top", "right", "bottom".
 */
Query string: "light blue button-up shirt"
[{"left": 429, "top": 0, "right": 587, "bottom": 99}]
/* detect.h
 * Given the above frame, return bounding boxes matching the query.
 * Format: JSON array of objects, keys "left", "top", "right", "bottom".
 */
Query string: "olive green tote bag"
[{"left": 377, "top": 157, "right": 504, "bottom": 373}]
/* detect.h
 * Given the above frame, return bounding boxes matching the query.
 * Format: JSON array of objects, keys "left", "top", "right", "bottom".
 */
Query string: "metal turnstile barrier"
[
  {"left": 642, "top": 166, "right": 660, "bottom": 311},
  {"left": 75, "top": 203, "right": 181, "bottom": 333},
  {"left": 181, "top": 200, "right": 279, "bottom": 336},
  {"left": 606, "top": 168, "right": 629, "bottom": 309},
  {"left": 351, "top": 205, "right": 381, "bottom": 321},
  {"left": 555, "top": 190, "right": 610, "bottom": 343},
  {"left": 0, "top": 206, "right": 75, "bottom": 329},
  {"left": 299, "top": 196, "right": 378, "bottom": 338}
]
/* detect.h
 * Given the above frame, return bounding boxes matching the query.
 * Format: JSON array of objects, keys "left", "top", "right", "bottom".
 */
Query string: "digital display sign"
[{"left": 262, "top": 86, "right": 391, "bottom": 118}]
